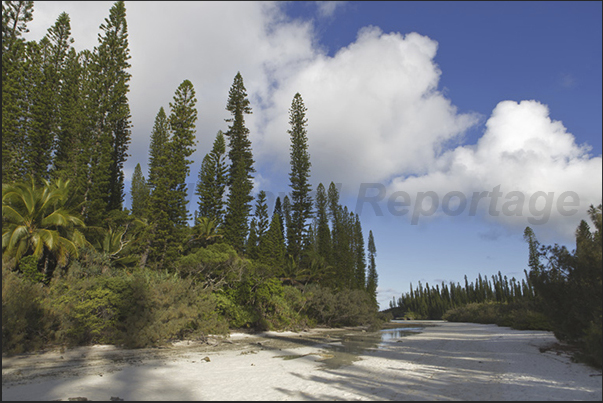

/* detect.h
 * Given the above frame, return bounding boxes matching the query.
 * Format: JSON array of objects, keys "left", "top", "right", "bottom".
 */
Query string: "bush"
[
  {"left": 46, "top": 266, "right": 229, "bottom": 349},
  {"left": 176, "top": 242, "right": 243, "bottom": 286},
  {"left": 442, "top": 301, "right": 552, "bottom": 331},
  {"left": 2, "top": 266, "right": 56, "bottom": 354},
  {"left": 50, "top": 274, "right": 133, "bottom": 346},
  {"left": 121, "top": 269, "right": 228, "bottom": 348},
  {"left": 578, "top": 318, "right": 602, "bottom": 368},
  {"left": 303, "top": 284, "right": 380, "bottom": 328}
]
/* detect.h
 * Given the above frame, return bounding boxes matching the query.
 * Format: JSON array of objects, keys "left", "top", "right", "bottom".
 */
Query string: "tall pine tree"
[
  {"left": 165, "top": 79, "right": 198, "bottom": 256},
  {"left": 88, "top": 0, "right": 132, "bottom": 221},
  {"left": 314, "top": 183, "right": 332, "bottom": 264},
  {"left": 223, "top": 72, "right": 254, "bottom": 252},
  {"left": 366, "top": 230, "right": 378, "bottom": 304},
  {"left": 254, "top": 190, "right": 269, "bottom": 239},
  {"left": 146, "top": 80, "right": 197, "bottom": 266},
  {"left": 287, "top": 93, "right": 312, "bottom": 264},
  {"left": 2, "top": 1, "right": 34, "bottom": 183},
  {"left": 130, "top": 162, "right": 149, "bottom": 218},
  {"left": 195, "top": 130, "right": 228, "bottom": 225},
  {"left": 147, "top": 107, "right": 171, "bottom": 265}
]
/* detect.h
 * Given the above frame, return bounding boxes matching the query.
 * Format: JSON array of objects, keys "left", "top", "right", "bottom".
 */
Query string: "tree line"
[
  {"left": 390, "top": 270, "right": 535, "bottom": 320},
  {"left": 2, "top": 1, "right": 382, "bottom": 353},
  {"left": 388, "top": 205, "right": 602, "bottom": 368}
]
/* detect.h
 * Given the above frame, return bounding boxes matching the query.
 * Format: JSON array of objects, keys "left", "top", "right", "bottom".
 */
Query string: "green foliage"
[
  {"left": 195, "top": 131, "right": 228, "bottom": 225},
  {"left": 50, "top": 274, "right": 132, "bottom": 345},
  {"left": 94, "top": 0, "right": 132, "bottom": 213},
  {"left": 223, "top": 72, "right": 255, "bottom": 252},
  {"left": 526, "top": 204, "right": 602, "bottom": 368},
  {"left": 176, "top": 242, "right": 243, "bottom": 287},
  {"left": 130, "top": 163, "right": 149, "bottom": 218},
  {"left": 287, "top": 93, "right": 312, "bottom": 263},
  {"left": 18, "top": 254, "right": 44, "bottom": 283},
  {"left": 366, "top": 230, "right": 377, "bottom": 300},
  {"left": 2, "top": 265, "right": 56, "bottom": 354},
  {"left": 215, "top": 272, "right": 306, "bottom": 331},
  {"left": 303, "top": 284, "right": 380, "bottom": 328},
  {"left": 146, "top": 81, "right": 198, "bottom": 265},
  {"left": 442, "top": 301, "right": 552, "bottom": 331},
  {"left": 258, "top": 213, "right": 287, "bottom": 273},
  {"left": 121, "top": 270, "right": 228, "bottom": 348},
  {"left": 2, "top": 177, "right": 89, "bottom": 281},
  {"left": 314, "top": 183, "right": 332, "bottom": 263}
]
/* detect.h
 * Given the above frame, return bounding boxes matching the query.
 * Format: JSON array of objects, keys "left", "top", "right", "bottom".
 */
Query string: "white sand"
[{"left": 2, "top": 321, "right": 601, "bottom": 401}]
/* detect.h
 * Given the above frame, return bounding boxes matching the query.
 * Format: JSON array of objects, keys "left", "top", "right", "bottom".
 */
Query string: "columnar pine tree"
[
  {"left": 353, "top": 214, "right": 367, "bottom": 290},
  {"left": 26, "top": 12, "right": 74, "bottom": 183},
  {"left": 2, "top": 1, "right": 34, "bottom": 183},
  {"left": 146, "top": 80, "right": 197, "bottom": 266},
  {"left": 314, "top": 183, "right": 332, "bottom": 263},
  {"left": 146, "top": 107, "right": 171, "bottom": 265},
  {"left": 53, "top": 47, "right": 84, "bottom": 183},
  {"left": 282, "top": 194, "right": 292, "bottom": 251},
  {"left": 223, "top": 72, "right": 254, "bottom": 252},
  {"left": 23, "top": 37, "right": 53, "bottom": 183},
  {"left": 287, "top": 93, "right": 313, "bottom": 264},
  {"left": 147, "top": 107, "right": 170, "bottom": 190},
  {"left": 273, "top": 196, "right": 285, "bottom": 241},
  {"left": 89, "top": 0, "right": 132, "bottom": 220},
  {"left": 326, "top": 182, "right": 342, "bottom": 283},
  {"left": 130, "top": 163, "right": 149, "bottom": 218},
  {"left": 195, "top": 130, "right": 228, "bottom": 224},
  {"left": 254, "top": 190, "right": 269, "bottom": 239},
  {"left": 246, "top": 218, "right": 259, "bottom": 260},
  {"left": 366, "top": 230, "right": 378, "bottom": 304},
  {"left": 166, "top": 79, "right": 198, "bottom": 239},
  {"left": 259, "top": 212, "right": 287, "bottom": 274}
]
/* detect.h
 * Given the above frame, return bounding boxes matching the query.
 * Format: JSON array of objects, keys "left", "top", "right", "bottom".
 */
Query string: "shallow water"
[{"left": 314, "top": 323, "right": 424, "bottom": 369}]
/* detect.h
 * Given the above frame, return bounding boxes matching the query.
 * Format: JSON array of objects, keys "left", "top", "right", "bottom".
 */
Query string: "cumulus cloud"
[
  {"left": 256, "top": 26, "right": 479, "bottom": 189},
  {"left": 387, "top": 100, "right": 602, "bottom": 240}
]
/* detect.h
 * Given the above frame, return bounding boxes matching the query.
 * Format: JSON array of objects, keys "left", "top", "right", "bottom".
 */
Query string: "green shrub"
[
  {"left": 2, "top": 266, "right": 56, "bottom": 354},
  {"left": 442, "top": 301, "right": 553, "bottom": 331},
  {"left": 18, "top": 255, "right": 45, "bottom": 283},
  {"left": 303, "top": 284, "right": 379, "bottom": 328},
  {"left": 176, "top": 242, "right": 243, "bottom": 284},
  {"left": 121, "top": 269, "right": 228, "bottom": 347},
  {"left": 578, "top": 318, "right": 602, "bottom": 368},
  {"left": 50, "top": 274, "right": 132, "bottom": 345}
]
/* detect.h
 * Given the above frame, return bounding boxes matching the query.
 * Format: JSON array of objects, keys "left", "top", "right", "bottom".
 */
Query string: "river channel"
[{"left": 275, "top": 321, "right": 430, "bottom": 369}]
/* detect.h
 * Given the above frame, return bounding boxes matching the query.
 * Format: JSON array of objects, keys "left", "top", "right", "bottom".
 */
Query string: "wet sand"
[{"left": 2, "top": 321, "right": 601, "bottom": 401}]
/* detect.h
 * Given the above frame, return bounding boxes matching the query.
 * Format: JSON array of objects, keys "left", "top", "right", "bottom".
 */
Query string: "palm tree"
[
  {"left": 2, "top": 177, "right": 89, "bottom": 281},
  {"left": 192, "top": 216, "right": 223, "bottom": 248}
]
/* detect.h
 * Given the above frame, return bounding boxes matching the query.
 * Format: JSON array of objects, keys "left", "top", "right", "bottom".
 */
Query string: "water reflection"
[
  {"left": 380, "top": 327, "right": 423, "bottom": 341},
  {"left": 314, "top": 323, "right": 424, "bottom": 369}
]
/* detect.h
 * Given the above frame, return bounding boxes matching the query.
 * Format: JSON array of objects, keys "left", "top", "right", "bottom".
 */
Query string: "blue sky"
[{"left": 25, "top": 1, "right": 602, "bottom": 309}]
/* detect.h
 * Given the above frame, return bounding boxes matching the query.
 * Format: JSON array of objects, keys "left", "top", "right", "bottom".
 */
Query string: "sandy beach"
[{"left": 2, "top": 321, "right": 601, "bottom": 401}]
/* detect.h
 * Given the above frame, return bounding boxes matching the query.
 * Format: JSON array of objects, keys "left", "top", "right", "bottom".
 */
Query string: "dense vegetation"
[
  {"left": 2, "top": 1, "right": 382, "bottom": 354},
  {"left": 387, "top": 204, "right": 602, "bottom": 368}
]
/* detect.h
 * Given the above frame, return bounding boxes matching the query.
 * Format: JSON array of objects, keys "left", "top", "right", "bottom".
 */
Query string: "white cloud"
[
  {"left": 256, "top": 26, "right": 480, "bottom": 190},
  {"left": 387, "top": 100, "right": 602, "bottom": 241},
  {"left": 315, "top": 1, "right": 347, "bottom": 18}
]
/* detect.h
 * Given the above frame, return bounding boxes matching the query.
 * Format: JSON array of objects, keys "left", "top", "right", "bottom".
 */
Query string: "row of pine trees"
[
  {"left": 391, "top": 270, "right": 535, "bottom": 320},
  {"left": 2, "top": 1, "right": 378, "bottom": 302}
]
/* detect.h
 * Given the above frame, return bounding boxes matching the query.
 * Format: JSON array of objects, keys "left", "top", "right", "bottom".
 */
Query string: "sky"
[{"left": 24, "top": 1, "right": 602, "bottom": 309}]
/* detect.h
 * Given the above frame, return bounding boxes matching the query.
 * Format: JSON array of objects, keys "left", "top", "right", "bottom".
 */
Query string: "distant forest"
[
  {"left": 387, "top": 205, "right": 602, "bottom": 368},
  {"left": 2, "top": 1, "right": 381, "bottom": 354}
]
